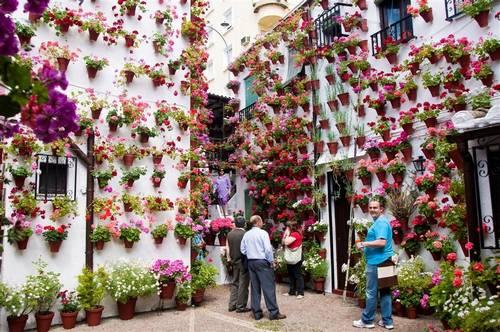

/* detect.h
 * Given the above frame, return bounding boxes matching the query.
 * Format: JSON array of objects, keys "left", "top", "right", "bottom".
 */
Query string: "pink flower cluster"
[
  {"left": 210, "top": 217, "right": 234, "bottom": 233},
  {"left": 150, "top": 259, "right": 191, "bottom": 283}
]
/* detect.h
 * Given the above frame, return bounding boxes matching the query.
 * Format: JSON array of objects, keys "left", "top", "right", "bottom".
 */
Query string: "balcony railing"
[
  {"left": 314, "top": 3, "right": 351, "bottom": 48},
  {"left": 370, "top": 16, "right": 414, "bottom": 56},
  {"left": 238, "top": 102, "right": 256, "bottom": 121},
  {"left": 445, "top": 0, "right": 464, "bottom": 21},
  {"left": 206, "top": 138, "right": 234, "bottom": 163}
]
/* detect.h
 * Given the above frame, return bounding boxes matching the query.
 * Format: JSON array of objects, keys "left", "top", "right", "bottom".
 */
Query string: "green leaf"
[
  {"left": 0, "top": 95, "right": 21, "bottom": 118},
  {"left": 6, "top": 61, "right": 32, "bottom": 90}
]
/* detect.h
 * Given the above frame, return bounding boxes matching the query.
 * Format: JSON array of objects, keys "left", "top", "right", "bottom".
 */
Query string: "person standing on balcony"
[
  {"left": 241, "top": 215, "right": 286, "bottom": 321},
  {"left": 214, "top": 169, "right": 231, "bottom": 216},
  {"left": 353, "top": 199, "right": 394, "bottom": 330},
  {"left": 226, "top": 216, "right": 250, "bottom": 313}
]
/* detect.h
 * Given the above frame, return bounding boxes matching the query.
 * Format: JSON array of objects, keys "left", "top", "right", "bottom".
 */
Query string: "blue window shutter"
[{"left": 244, "top": 76, "right": 259, "bottom": 107}]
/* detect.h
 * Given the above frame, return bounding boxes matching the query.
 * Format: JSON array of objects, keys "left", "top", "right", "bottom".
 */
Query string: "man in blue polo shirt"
[{"left": 353, "top": 199, "right": 394, "bottom": 330}]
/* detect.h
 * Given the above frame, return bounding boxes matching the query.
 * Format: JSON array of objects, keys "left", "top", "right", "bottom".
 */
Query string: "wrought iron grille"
[
  {"left": 314, "top": 3, "right": 351, "bottom": 48},
  {"left": 370, "top": 15, "right": 414, "bottom": 56},
  {"left": 445, "top": 0, "right": 464, "bottom": 21},
  {"left": 238, "top": 102, "right": 256, "bottom": 121},
  {"left": 206, "top": 138, "right": 234, "bottom": 163},
  {"left": 35, "top": 154, "right": 77, "bottom": 201},
  {"left": 472, "top": 142, "right": 500, "bottom": 250}
]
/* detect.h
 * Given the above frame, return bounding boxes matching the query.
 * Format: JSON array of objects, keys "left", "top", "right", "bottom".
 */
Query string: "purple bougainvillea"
[{"left": 24, "top": 0, "right": 50, "bottom": 14}]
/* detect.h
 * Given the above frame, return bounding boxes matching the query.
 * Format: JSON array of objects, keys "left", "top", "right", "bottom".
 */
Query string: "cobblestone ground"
[{"left": 52, "top": 285, "right": 440, "bottom": 332}]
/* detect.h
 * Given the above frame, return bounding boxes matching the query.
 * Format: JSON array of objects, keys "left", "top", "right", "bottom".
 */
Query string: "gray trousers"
[
  {"left": 228, "top": 261, "right": 249, "bottom": 310},
  {"left": 247, "top": 259, "right": 279, "bottom": 317}
]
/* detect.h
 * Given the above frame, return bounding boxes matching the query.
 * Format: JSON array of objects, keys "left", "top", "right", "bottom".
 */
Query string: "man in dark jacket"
[{"left": 226, "top": 216, "right": 250, "bottom": 312}]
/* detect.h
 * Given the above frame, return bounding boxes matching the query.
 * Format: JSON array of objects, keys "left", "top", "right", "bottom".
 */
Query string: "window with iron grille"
[
  {"left": 35, "top": 154, "right": 77, "bottom": 201},
  {"left": 314, "top": 4, "right": 349, "bottom": 48}
]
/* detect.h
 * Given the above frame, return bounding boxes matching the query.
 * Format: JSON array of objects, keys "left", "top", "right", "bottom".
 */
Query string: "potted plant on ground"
[
  {"left": 76, "top": 267, "right": 107, "bottom": 327},
  {"left": 105, "top": 260, "right": 157, "bottom": 320},
  {"left": 150, "top": 259, "right": 191, "bottom": 299},
  {"left": 2, "top": 282, "right": 31, "bottom": 332},
  {"left": 50, "top": 195, "right": 78, "bottom": 221},
  {"left": 190, "top": 260, "right": 218, "bottom": 305},
  {"left": 92, "top": 166, "right": 117, "bottom": 189},
  {"left": 119, "top": 166, "right": 146, "bottom": 187},
  {"left": 310, "top": 259, "right": 328, "bottom": 293},
  {"left": 175, "top": 282, "right": 192, "bottom": 310},
  {"left": 57, "top": 290, "right": 80, "bottom": 329},
  {"left": 90, "top": 225, "right": 111, "bottom": 250},
  {"left": 119, "top": 223, "right": 141, "bottom": 248},
  {"left": 42, "top": 224, "right": 69, "bottom": 253},
  {"left": 83, "top": 56, "right": 108, "bottom": 79},
  {"left": 151, "top": 224, "right": 168, "bottom": 244},
  {"left": 24, "top": 259, "right": 62, "bottom": 332},
  {"left": 397, "top": 257, "right": 431, "bottom": 319}
]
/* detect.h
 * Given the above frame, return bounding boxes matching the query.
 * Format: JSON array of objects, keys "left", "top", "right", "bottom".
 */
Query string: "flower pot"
[
  {"left": 480, "top": 73, "right": 494, "bottom": 87},
  {"left": 16, "top": 237, "right": 29, "bottom": 250},
  {"left": 420, "top": 8, "right": 433, "bottom": 22},
  {"left": 360, "top": 176, "right": 371, "bottom": 186},
  {"left": 153, "top": 177, "right": 162, "bottom": 187},
  {"left": 13, "top": 175, "right": 26, "bottom": 189},
  {"left": 178, "top": 180, "right": 188, "bottom": 189},
  {"left": 422, "top": 147, "right": 435, "bottom": 159},
  {"left": 392, "top": 173, "right": 404, "bottom": 185},
  {"left": 97, "top": 179, "right": 108, "bottom": 189},
  {"left": 91, "top": 108, "right": 102, "bottom": 119},
  {"left": 393, "top": 231, "right": 403, "bottom": 245},
  {"left": 325, "top": 74, "right": 335, "bottom": 85},
  {"left": 175, "top": 300, "right": 188, "bottom": 311},
  {"left": 87, "top": 66, "right": 98, "bottom": 79},
  {"left": 154, "top": 236, "right": 164, "bottom": 244},
  {"left": 402, "top": 123, "right": 413, "bottom": 135},
  {"left": 59, "top": 23, "right": 70, "bottom": 33},
  {"left": 89, "top": 29, "right": 99, "bottom": 41},
  {"left": 177, "top": 237, "right": 187, "bottom": 245},
  {"left": 408, "top": 62, "right": 420, "bottom": 75},
  {"left": 49, "top": 240, "right": 62, "bottom": 253},
  {"left": 355, "top": 136, "right": 366, "bottom": 149},
  {"left": 319, "top": 119, "right": 330, "bottom": 129},
  {"left": 124, "top": 70, "right": 135, "bottom": 83},
  {"left": 473, "top": 10, "right": 489, "bottom": 27},
  {"left": 452, "top": 102, "right": 466, "bottom": 112},
  {"left": 85, "top": 306, "right": 103, "bottom": 326},
  {"left": 313, "top": 105, "right": 321, "bottom": 115},
  {"left": 60, "top": 311, "right": 78, "bottom": 329},
  {"left": 160, "top": 281, "right": 176, "bottom": 299},
  {"left": 318, "top": 248, "right": 327, "bottom": 260},
  {"left": 35, "top": 311, "right": 55, "bottom": 332},
  {"left": 124, "top": 35, "right": 135, "bottom": 47},
  {"left": 424, "top": 117, "right": 437, "bottom": 128},
  {"left": 204, "top": 233, "right": 217, "bottom": 245},
  {"left": 126, "top": 5, "right": 136, "bottom": 16},
  {"left": 117, "top": 297, "right": 137, "bottom": 320},
  {"left": 192, "top": 288, "right": 205, "bottom": 306},
  {"left": 338, "top": 92, "right": 350, "bottom": 106},
  {"left": 29, "top": 12, "right": 42, "bottom": 21},
  {"left": 315, "top": 141, "right": 325, "bottom": 153},
  {"left": 356, "top": 0, "right": 367, "bottom": 10},
  {"left": 95, "top": 240, "right": 105, "bottom": 250},
  {"left": 374, "top": 104, "right": 386, "bottom": 116},
  {"left": 489, "top": 49, "right": 500, "bottom": 61},
  {"left": 152, "top": 154, "right": 163, "bottom": 165},
  {"left": 389, "top": 98, "right": 401, "bottom": 109},
  {"left": 138, "top": 133, "right": 150, "bottom": 143},
  {"left": 369, "top": 82, "right": 378, "bottom": 91},
  {"left": 340, "top": 136, "right": 351, "bottom": 147},
  {"left": 123, "top": 154, "right": 135, "bottom": 166},
  {"left": 406, "top": 306, "right": 417, "bottom": 319},
  {"left": 345, "top": 169, "right": 354, "bottom": 182},
  {"left": 428, "top": 85, "right": 440, "bottom": 97},
  {"left": 401, "top": 146, "right": 412, "bottom": 161},
  {"left": 359, "top": 203, "right": 369, "bottom": 213},
  {"left": 327, "top": 142, "right": 338, "bottom": 155},
  {"left": 57, "top": 57, "right": 70, "bottom": 72},
  {"left": 406, "top": 88, "right": 417, "bottom": 101},
  {"left": 7, "top": 315, "right": 29, "bottom": 332},
  {"left": 124, "top": 240, "right": 134, "bottom": 248},
  {"left": 327, "top": 100, "right": 338, "bottom": 111},
  {"left": 425, "top": 187, "right": 437, "bottom": 199},
  {"left": 313, "top": 278, "right": 325, "bottom": 293},
  {"left": 380, "top": 130, "right": 391, "bottom": 142},
  {"left": 109, "top": 122, "right": 118, "bottom": 132},
  {"left": 376, "top": 171, "right": 386, "bottom": 182},
  {"left": 358, "top": 298, "right": 366, "bottom": 308},
  {"left": 18, "top": 34, "right": 32, "bottom": 45},
  {"left": 393, "top": 301, "right": 404, "bottom": 316},
  {"left": 218, "top": 234, "right": 227, "bottom": 246},
  {"left": 385, "top": 53, "right": 397, "bottom": 65},
  {"left": 368, "top": 150, "right": 380, "bottom": 161},
  {"left": 127, "top": 179, "right": 135, "bottom": 187},
  {"left": 315, "top": 231, "right": 326, "bottom": 242},
  {"left": 430, "top": 251, "right": 442, "bottom": 261}
]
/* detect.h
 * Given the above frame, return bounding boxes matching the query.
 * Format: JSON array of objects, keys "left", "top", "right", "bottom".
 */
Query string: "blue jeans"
[{"left": 361, "top": 264, "right": 393, "bottom": 326}]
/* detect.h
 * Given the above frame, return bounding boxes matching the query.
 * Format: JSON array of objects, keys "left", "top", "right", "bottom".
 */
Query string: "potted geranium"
[
  {"left": 190, "top": 260, "right": 218, "bottom": 305},
  {"left": 42, "top": 224, "right": 69, "bottom": 252},
  {"left": 210, "top": 217, "right": 234, "bottom": 246},
  {"left": 7, "top": 223, "right": 33, "bottom": 250},
  {"left": 175, "top": 282, "right": 192, "bottom": 310},
  {"left": 422, "top": 72, "right": 441, "bottom": 97},
  {"left": 471, "top": 60, "right": 494, "bottom": 86},
  {"left": 151, "top": 224, "right": 168, "bottom": 244},
  {"left": 50, "top": 195, "right": 78, "bottom": 221},
  {"left": 83, "top": 55, "right": 108, "bottom": 79},
  {"left": 121, "top": 62, "right": 145, "bottom": 84},
  {"left": 120, "top": 166, "right": 146, "bottom": 187},
  {"left": 116, "top": 0, "right": 147, "bottom": 16},
  {"left": 105, "top": 260, "right": 157, "bottom": 320},
  {"left": 76, "top": 267, "right": 107, "bottom": 326},
  {"left": 24, "top": 259, "right": 62, "bottom": 332},
  {"left": 174, "top": 215, "right": 195, "bottom": 245},
  {"left": 81, "top": 12, "right": 107, "bottom": 41},
  {"left": 145, "top": 196, "right": 173, "bottom": 211},
  {"left": 39, "top": 41, "right": 78, "bottom": 72},
  {"left": 43, "top": 6, "right": 81, "bottom": 34},
  {"left": 105, "top": 109, "right": 124, "bottom": 132},
  {"left": 133, "top": 125, "right": 158, "bottom": 143},
  {"left": 150, "top": 259, "right": 191, "bottom": 299},
  {"left": 151, "top": 32, "right": 168, "bottom": 54},
  {"left": 476, "top": 37, "right": 500, "bottom": 61},
  {"left": 92, "top": 166, "right": 117, "bottom": 189},
  {"left": 15, "top": 21, "right": 36, "bottom": 45},
  {"left": 226, "top": 80, "right": 240, "bottom": 94},
  {"left": 377, "top": 36, "right": 400, "bottom": 64},
  {"left": 407, "top": 0, "right": 433, "bottom": 22},
  {"left": 8, "top": 165, "right": 32, "bottom": 189},
  {"left": 400, "top": 232, "right": 421, "bottom": 257},
  {"left": 90, "top": 225, "right": 112, "bottom": 250},
  {"left": 356, "top": 159, "right": 372, "bottom": 186},
  {"left": 57, "top": 290, "right": 80, "bottom": 329},
  {"left": 151, "top": 166, "right": 166, "bottom": 187},
  {"left": 460, "top": 0, "right": 493, "bottom": 27},
  {"left": 121, "top": 193, "right": 144, "bottom": 214},
  {"left": 415, "top": 103, "right": 440, "bottom": 128},
  {"left": 119, "top": 223, "right": 141, "bottom": 248},
  {"left": 386, "top": 158, "right": 406, "bottom": 184}
]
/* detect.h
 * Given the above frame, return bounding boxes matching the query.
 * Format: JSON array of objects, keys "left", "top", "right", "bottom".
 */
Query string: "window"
[
  {"left": 244, "top": 76, "right": 259, "bottom": 107},
  {"left": 222, "top": 8, "right": 232, "bottom": 30},
  {"left": 206, "top": 60, "right": 214, "bottom": 80},
  {"left": 35, "top": 154, "right": 77, "bottom": 201},
  {"left": 379, "top": 0, "right": 410, "bottom": 28},
  {"left": 315, "top": 4, "right": 345, "bottom": 47},
  {"left": 224, "top": 44, "right": 232, "bottom": 67}
]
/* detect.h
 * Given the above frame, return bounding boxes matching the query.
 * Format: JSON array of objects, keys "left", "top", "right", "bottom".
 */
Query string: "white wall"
[{"left": 1, "top": 0, "right": 191, "bottom": 329}]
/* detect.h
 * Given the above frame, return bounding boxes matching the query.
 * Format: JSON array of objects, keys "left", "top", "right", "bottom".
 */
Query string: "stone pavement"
[{"left": 52, "top": 285, "right": 440, "bottom": 332}]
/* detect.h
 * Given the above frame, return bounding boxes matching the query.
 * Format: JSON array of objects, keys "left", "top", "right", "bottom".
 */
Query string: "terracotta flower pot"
[
  {"left": 376, "top": 171, "right": 386, "bottom": 182},
  {"left": 13, "top": 175, "right": 26, "bottom": 189},
  {"left": 315, "top": 141, "right": 325, "bottom": 152},
  {"left": 408, "top": 62, "right": 420, "bottom": 75},
  {"left": 340, "top": 136, "right": 351, "bottom": 147},
  {"left": 313, "top": 278, "right": 325, "bottom": 293},
  {"left": 325, "top": 74, "right": 335, "bottom": 84},
  {"left": 381, "top": 130, "right": 391, "bottom": 142},
  {"left": 192, "top": 288, "right": 205, "bottom": 306},
  {"left": 420, "top": 8, "right": 433, "bottom": 22},
  {"left": 359, "top": 203, "right": 369, "bottom": 213},
  {"left": 319, "top": 119, "right": 330, "bottom": 129},
  {"left": 87, "top": 66, "right": 98, "bottom": 79},
  {"left": 393, "top": 301, "right": 403, "bottom": 316},
  {"left": 154, "top": 237, "right": 164, "bottom": 244},
  {"left": 393, "top": 231, "right": 403, "bottom": 245},
  {"left": 89, "top": 29, "right": 99, "bottom": 41},
  {"left": 327, "top": 100, "right": 338, "bottom": 111},
  {"left": 430, "top": 251, "right": 442, "bottom": 261},
  {"left": 117, "top": 297, "right": 137, "bottom": 320},
  {"left": 315, "top": 231, "right": 326, "bottom": 242},
  {"left": 124, "top": 70, "right": 135, "bottom": 83},
  {"left": 473, "top": 10, "right": 489, "bottom": 27},
  {"left": 57, "top": 57, "right": 70, "bottom": 72},
  {"left": 480, "top": 74, "right": 494, "bottom": 87},
  {"left": 49, "top": 240, "right": 62, "bottom": 253},
  {"left": 422, "top": 147, "right": 435, "bottom": 159},
  {"left": 327, "top": 142, "right": 338, "bottom": 155},
  {"left": 360, "top": 176, "right": 371, "bottom": 186},
  {"left": 123, "top": 154, "right": 135, "bottom": 166},
  {"left": 126, "top": 5, "right": 136, "bottom": 16},
  {"left": 401, "top": 146, "right": 412, "bottom": 161},
  {"left": 406, "top": 306, "right": 417, "bottom": 319},
  {"left": 489, "top": 48, "right": 500, "bottom": 61},
  {"left": 218, "top": 234, "right": 227, "bottom": 246},
  {"left": 385, "top": 53, "right": 397, "bottom": 65},
  {"left": 424, "top": 117, "right": 437, "bottom": 128},
  {"left": 152, "top": 177, "right": 162, "bottom": 187},
  {"left": 85, "top": 306, "right": 103, "bottom": 326},
  {"left": 428, "top": 85, "right": 440, "bottom": 97},
  {"left": 406, "top": 88, "right": 417, "bottom": 101},
  {"left": 28, "top": 12, "right": 42, "bottom": 21},
  {"left": 177, "top": 236, "right": 187, "bottom": 245},
  {"left": 338, "top": 92, "right": 350, "bottom": 105},
  {"left": 7, "top": 315, "right": 28, "bottom": 332},
  {"left": 425, "top": 187, "right": 437, "bottom": 199},
  {"left": 160, "top": 281, "right": 176, "bottom": 299},
  {"left": 124, "top": 240, "right": 134, "bottom": 248},
  {"left": 16, "top": 237, "right": 29, "bottom": 250},
  {"left": 60, "top": 311, "right": 78, "bottom": 329},
  {"left": 389, "top": 98, "right": 401, "bottom": 109},
  {"left": 124, "top": 35, "right": 135, "bottom": 47},
  {"left": 108, "top": 122, "right": 118, "bottom": 132},
  {"left": 175, "top": 300, "right": 188, "bottom": 311},
  {"left": 97, "top": 179, "right": 108, "bottom": 189},
  {"left": 318, "top": 248, "right": 327, "bottom": 260},
  {"left": 18, "top": 34, "right": 32, "bottom": 45},
  {"left": 402, "top": 122, "right": 413, "bottom": 135},
  {"left": 178, "top": 180, "right": 188, "bottom": 189},
  {"left": 368, "top": 150, "right": 380, "bottom": 161},
  {"left": 35, "top": 311, "right": 55, "bottom": 332},
  {"left": 91, "top": 108, "right": 102, "bottom": 119},
  {"left": 94, "top": 240, "right": 105, "bottom": 251}
]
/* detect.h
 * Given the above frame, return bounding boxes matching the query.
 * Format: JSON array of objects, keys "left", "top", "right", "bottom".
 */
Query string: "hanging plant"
[
  {"left": 43, "top": 6, "right": 82, "bottom": 34},
  {"left": 115, "top": 0, "right": 147, "bottom": 17},
  {"left": 81, "top": 12, "right": 107, "bottom": 41},
  {"left": 15, "top": 22, "right": 37, "bottom": 46},
  {"left": 376, "top": 37, "right": 401, "bottom": 64},
  {"left": 407, "top": 0, "right": 433, "bottom": 22},
  {"left": 459, "top": 0, "right": 492, "bottom": 27},
  {"left": 475, "top": 37, "right": 500, "bottom": 61},
  {"left": 42, "top": 224, "right": 69, "bottom": 252},
  {"left": 83, "top": 56, "right": 109, "bottom": 79},
  {"left": 119, "top": 166, "right": 147, "bottom": 187}
]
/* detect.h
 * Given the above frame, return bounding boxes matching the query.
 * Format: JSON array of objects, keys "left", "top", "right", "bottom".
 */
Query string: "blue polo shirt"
[{"left": 364, "top": 215, "right": 393, "bottom": 266}]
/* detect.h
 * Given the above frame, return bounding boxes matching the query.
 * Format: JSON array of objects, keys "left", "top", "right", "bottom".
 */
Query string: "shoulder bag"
[
  {"left": 377, "top": 259, "right": 398, "bottom": 289},
  {"left": 284, "top": 245, "right": 302, "bottom": 265}
]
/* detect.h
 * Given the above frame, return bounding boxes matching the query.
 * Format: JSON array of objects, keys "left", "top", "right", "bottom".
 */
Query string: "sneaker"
[
  {"left": 377, "top": 320, "right": 394, "bottom": 330},
  {"left": 269, "top": 313, "right": 287, "bottom": 320},
  {"left": 352, "top": 320, "right": 375, "bottom": 329},
  {"left": 282, "top": 293, "right": 290, "bottom": 296},
  {"left": 296, "top": 295, "right": 304, "bottom": 299}
]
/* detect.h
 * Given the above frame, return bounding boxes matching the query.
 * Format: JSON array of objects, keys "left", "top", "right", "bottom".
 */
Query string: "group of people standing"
[{"left": 224, "top": 199, "right": 395, "bottom": 329}]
